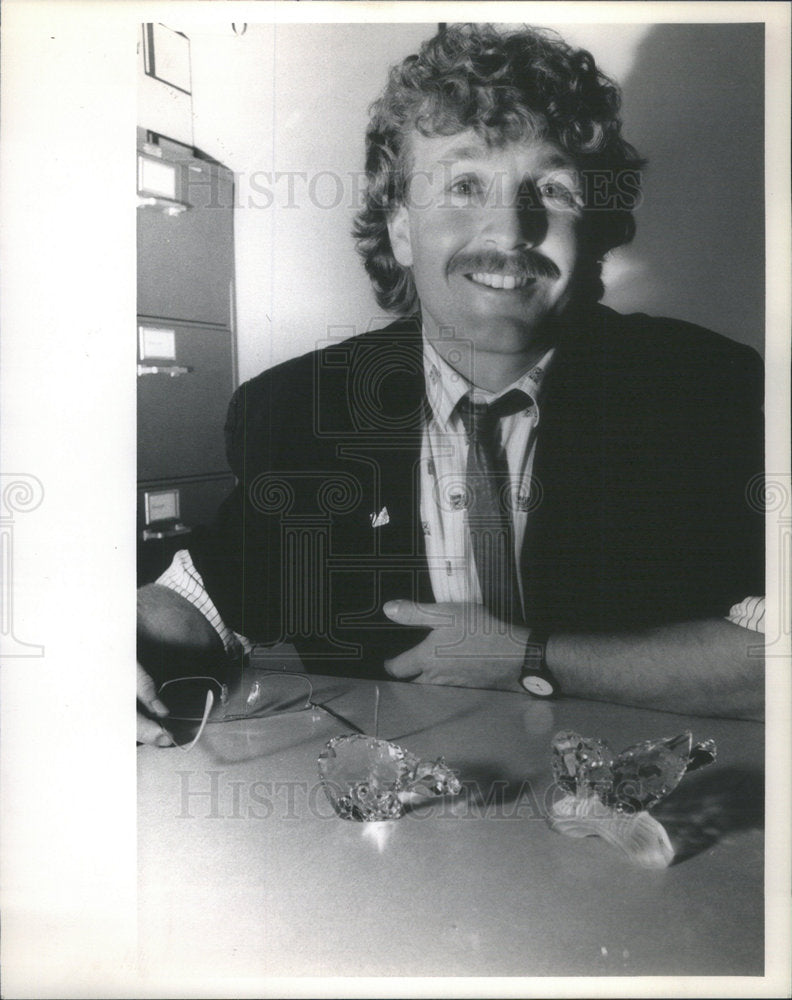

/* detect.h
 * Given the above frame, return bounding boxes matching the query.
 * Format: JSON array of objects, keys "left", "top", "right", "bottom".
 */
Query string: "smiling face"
[{"left": 387, "top": 129, "right": 589, "bottom": 366}]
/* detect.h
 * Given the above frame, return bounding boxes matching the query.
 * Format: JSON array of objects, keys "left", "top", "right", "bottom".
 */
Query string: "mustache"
[{"left": 448, "top": 248, "right": 561, "bottom": 282}]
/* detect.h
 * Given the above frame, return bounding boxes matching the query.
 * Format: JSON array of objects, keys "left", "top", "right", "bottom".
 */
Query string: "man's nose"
[{"left": 482, "top": 181, "right": 547, "bottom": 249}]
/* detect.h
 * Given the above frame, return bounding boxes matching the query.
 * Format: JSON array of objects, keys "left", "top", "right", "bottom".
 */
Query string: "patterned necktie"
[{"left": 456, "top": 389, "right": 530, "bottom": 624}]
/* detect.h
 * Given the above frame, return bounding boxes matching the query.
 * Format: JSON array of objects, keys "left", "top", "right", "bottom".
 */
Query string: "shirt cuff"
[
  {"left": 156, "top": 549, "right": 250, "bottom": 654},
  {"left": 726, "top": 596, "right": 765, "bottom": 633}
]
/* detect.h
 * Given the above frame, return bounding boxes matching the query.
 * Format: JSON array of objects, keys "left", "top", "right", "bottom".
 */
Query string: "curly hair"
[{"left": 353, "top": 23, "right": 646, "bottom": 314}]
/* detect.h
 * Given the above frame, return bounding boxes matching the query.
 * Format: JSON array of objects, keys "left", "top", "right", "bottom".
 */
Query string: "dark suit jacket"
[{"left": 189, "top": 305, "right": 764, "bottom": 678}]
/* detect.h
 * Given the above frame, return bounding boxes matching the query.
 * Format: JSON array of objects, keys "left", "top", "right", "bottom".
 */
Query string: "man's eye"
[
  {"left": 539, "top": 182, "right": 581, "bottom": 209},
  {"left": 449, "top": 177, "right": 480, "bottom": 197}
]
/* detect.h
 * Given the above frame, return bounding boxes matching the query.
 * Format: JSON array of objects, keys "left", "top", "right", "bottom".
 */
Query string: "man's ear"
[{"left": 387, "top": 205, "right": 413, "bottom": 267}]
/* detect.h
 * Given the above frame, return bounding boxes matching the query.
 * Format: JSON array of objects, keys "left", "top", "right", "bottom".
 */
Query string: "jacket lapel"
[
  {"left": 521, "top": 308, "right": 610, "bottom": 627},
  {"left": 333, "top": 321, "right": 433, "bottom": 603}
]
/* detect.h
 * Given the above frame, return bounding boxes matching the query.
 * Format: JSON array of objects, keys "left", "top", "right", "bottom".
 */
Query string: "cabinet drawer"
[
  {"left": 137, "top": 474, "right": 236, "bottom": 585},
  {"left": 137, "top": 149, "right": 234, "bottom": 326},
  {"left": 137, "top": 322, "right": 234, "bottom": 481}
]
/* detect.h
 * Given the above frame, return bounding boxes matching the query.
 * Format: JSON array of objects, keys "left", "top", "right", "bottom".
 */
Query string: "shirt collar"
[{"left": 422, "top": 335, "right": 555, "bottom": 429}]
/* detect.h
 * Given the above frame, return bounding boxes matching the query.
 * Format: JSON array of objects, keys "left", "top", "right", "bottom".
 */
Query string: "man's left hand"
[{"left": 382, "top": 600, "right": 530, "bottom": 691}]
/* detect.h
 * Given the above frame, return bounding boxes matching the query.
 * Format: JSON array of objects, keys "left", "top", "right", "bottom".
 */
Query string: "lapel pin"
[{"left": 370, "top": 506, "right": 390, "bottom": 528}]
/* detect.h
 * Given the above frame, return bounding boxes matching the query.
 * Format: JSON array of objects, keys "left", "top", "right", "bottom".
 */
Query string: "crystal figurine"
[
  {"left": 318, "top": 734, "right": 462, "bottom": 821},
  {"left": 548, "top": 730, "right": 716, "bottom": 868}
]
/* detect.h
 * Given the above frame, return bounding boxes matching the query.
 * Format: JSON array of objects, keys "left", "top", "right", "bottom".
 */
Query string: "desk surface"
[{"left": 138, "top": 676, "right": 764, "bottom": 979}]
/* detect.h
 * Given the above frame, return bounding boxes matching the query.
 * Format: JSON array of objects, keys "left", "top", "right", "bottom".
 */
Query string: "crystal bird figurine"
[
  {"left": 548, "top": 730, "right": 716, "bottom": 868},
  {"left": 318, "top": 734, "right": 462, "bottom": 821}
]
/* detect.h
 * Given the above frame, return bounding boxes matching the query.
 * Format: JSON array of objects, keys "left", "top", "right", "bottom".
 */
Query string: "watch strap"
[{"left": 519, "top": 629, "right": 560, "bottom": 698}]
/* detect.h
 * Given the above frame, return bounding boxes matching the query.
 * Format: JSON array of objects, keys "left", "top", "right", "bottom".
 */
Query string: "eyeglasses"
[
  {"left": 157, "top": 669, "right": 320, "bottom": 751},
  {"left": 156, "top": 668, "right": 365, "bottom": 751}
]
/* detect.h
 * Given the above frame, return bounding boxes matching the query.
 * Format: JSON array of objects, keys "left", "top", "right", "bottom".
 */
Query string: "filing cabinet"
[{"left": 137, "top": 128, "right": 237, "bottom": 584}]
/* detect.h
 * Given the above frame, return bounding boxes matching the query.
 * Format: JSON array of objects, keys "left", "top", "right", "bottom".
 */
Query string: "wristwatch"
[{"left": 519, "top": 630, "right": 560, "bottom": 698}]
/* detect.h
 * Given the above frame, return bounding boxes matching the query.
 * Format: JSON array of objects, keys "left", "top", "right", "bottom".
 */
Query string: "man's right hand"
[
  {"left": 137, "top": 582, "right": 227, "bottom": 745},
  {"left": 137, "top": 662, "right": 173, "bottom": 747}
]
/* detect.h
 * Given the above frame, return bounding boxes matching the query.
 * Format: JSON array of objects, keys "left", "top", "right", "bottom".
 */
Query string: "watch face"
[{"left": 521, "top": 673, "right": 555, "bottom": 697}]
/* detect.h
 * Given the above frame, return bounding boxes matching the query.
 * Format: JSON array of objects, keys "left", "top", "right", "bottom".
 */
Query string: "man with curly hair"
[{"left": 138, "top": 24, "right": 764, "bottom": 743}]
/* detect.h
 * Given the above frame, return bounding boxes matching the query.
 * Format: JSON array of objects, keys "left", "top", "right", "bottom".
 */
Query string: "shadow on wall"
[{"left": 602, "top": 23, "right": 764, "bottom": 356}]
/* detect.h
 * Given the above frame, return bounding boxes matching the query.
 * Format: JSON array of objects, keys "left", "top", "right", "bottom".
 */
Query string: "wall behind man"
[
  {"left": 188, "top": 23, "right": 436, "bottom": 383},
  {"left": 182, "top": 21, "right": 764, "bottom": 385},
  {"left": 597, "top": 23, "right": 764, "bottom": 350}
]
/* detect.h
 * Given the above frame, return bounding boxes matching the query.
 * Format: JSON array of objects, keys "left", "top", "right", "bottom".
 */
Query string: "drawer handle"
[
  {"left": 142, "top": 523, "right": 192, "bottom": 541},
  {"left": 137, "top": 364, "right": 194, "bottom": 378}
]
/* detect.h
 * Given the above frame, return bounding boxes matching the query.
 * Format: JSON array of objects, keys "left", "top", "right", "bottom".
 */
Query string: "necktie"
[{"left": 456, "top": 389, "right": 530, "bottom": 624}]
